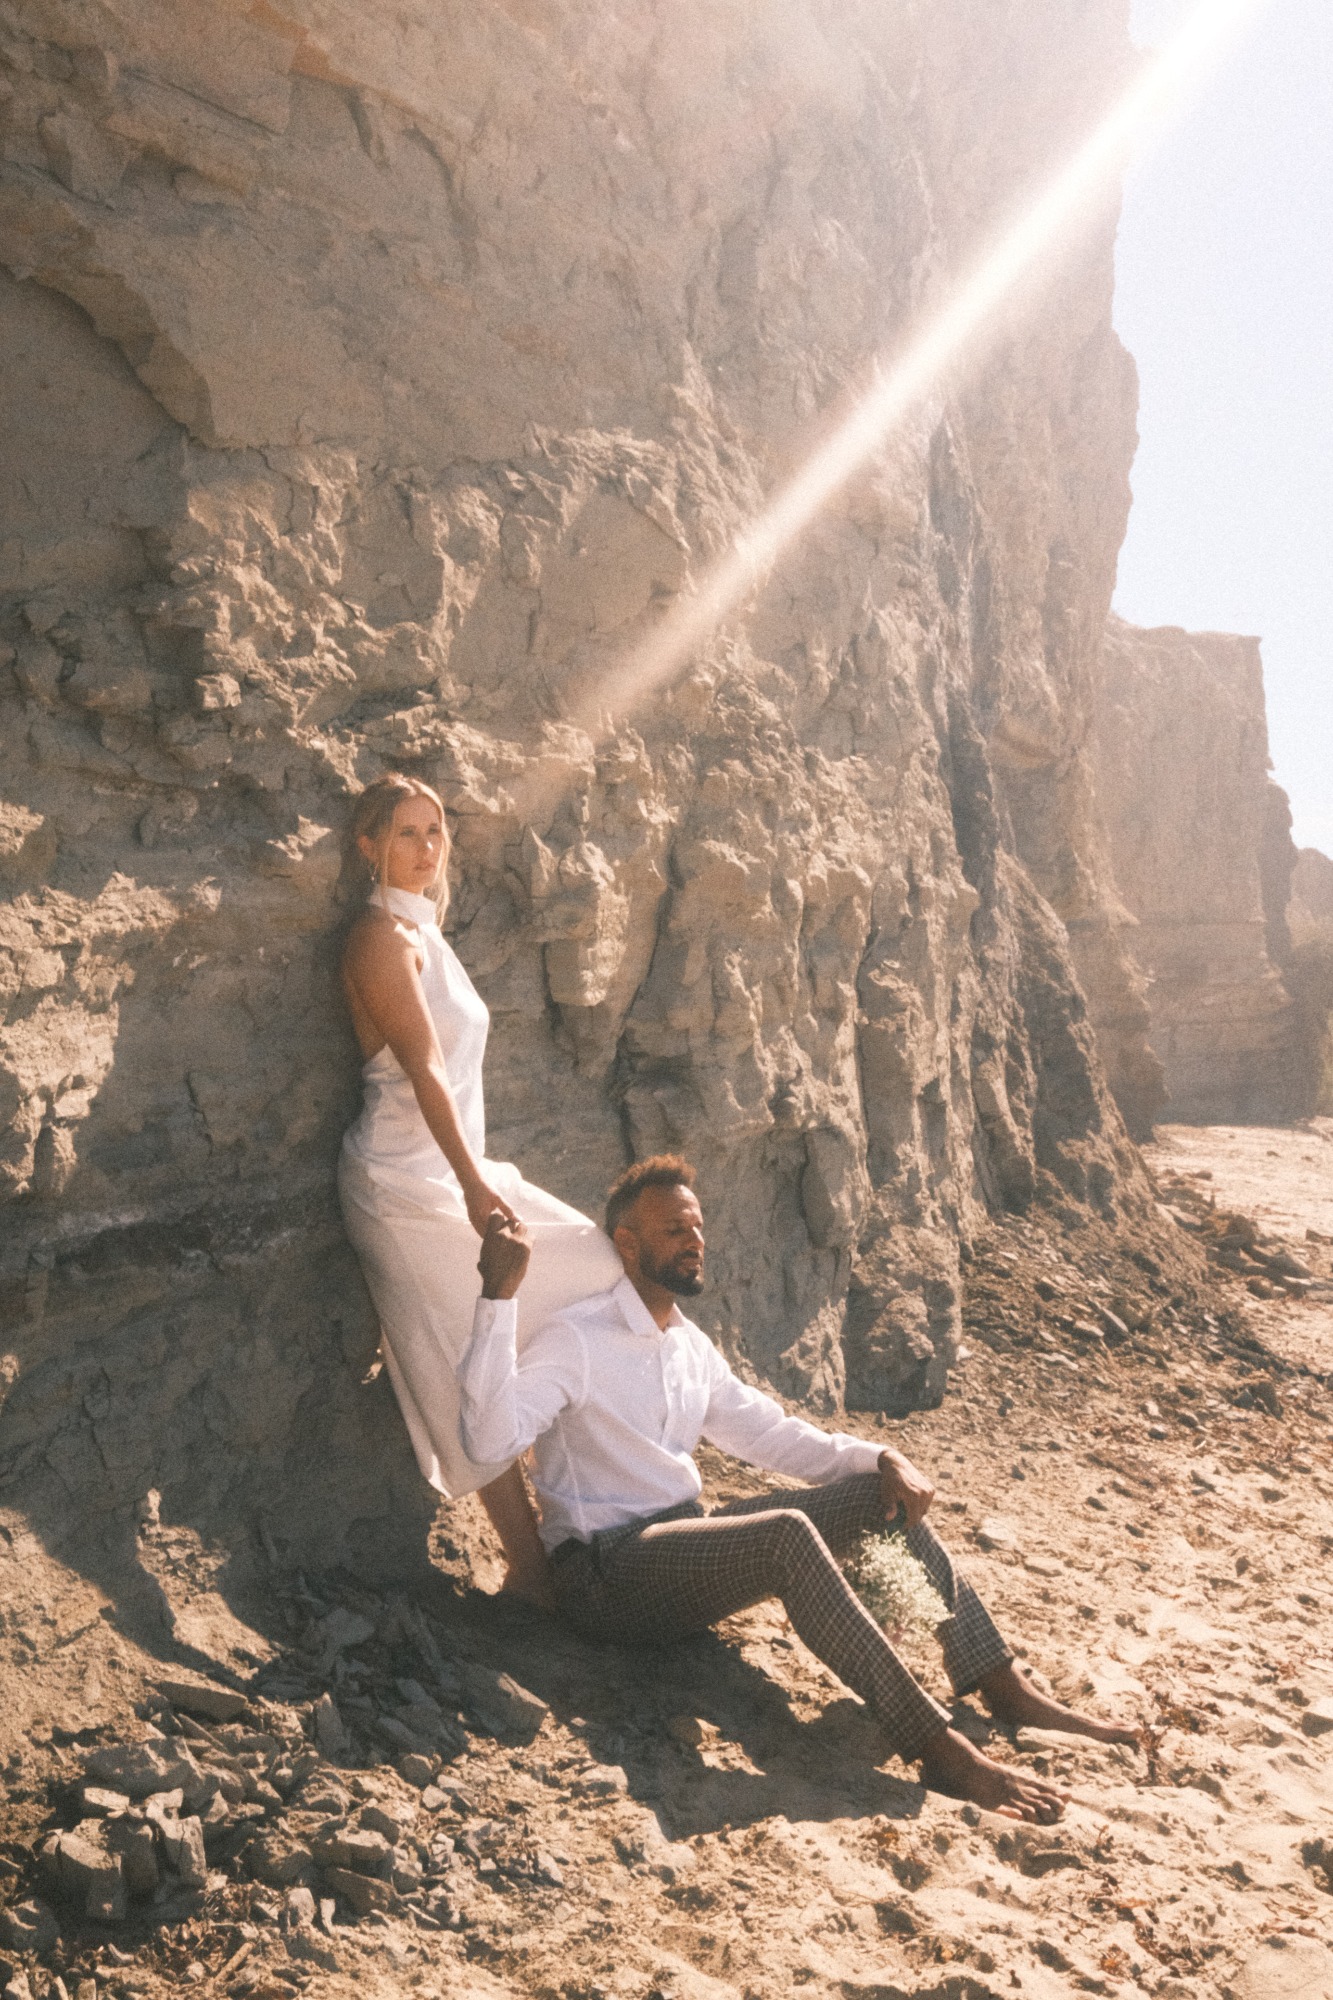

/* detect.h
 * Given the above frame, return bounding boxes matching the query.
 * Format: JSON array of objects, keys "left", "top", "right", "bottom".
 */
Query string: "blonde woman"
[{"left": 337, "top": 772, "right": 621, "bottom": 1602}]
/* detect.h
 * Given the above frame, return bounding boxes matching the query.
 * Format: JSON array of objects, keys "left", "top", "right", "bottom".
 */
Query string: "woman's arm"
[{"left": 342, "top": 914, "right": 516, "bottom": 1234}]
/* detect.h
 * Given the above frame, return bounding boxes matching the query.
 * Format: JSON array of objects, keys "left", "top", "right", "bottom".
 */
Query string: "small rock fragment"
[
  {"left": 360, "top": 1801, "right": 415, "bottom": 1842},
  {"left": 104, "top": 1818, "right": 159, "bottom": 1897},
  {"left": 570, "top": 1764, "right": 628, "bottom": 1798},
  {"left": 311, "top": 1827, "right": 392, "bottom": 1877},
  {"left": 312, "top": 1692, "right": 351, "bottom": 1759},
  {"left": 0, "top": 1898, "right": 58, "bottom": 1953},
  {"left": 322, "top": 1865, "right": 398, "bottom": 1916},
  {"left": 461, "top": 1665, "right": 549, "bottom": 1743},
  {"left": 193, "top": 672, "right": 241, "bottom": 712},
  {"left": 78, "top": 1785, "right": 132, "bottom": 1818},
  {"left": 315, "top": 1608, "right": 376, "bottom": 1668},
  {"left": 1021, "top": 1847, "right": 1085, "bottom": 1878},
  {"left": 84, "top": 1742, "right": 203, "bottom": 1801},
  {"left": 156, "top": 1676, "right": 249, "bottom": 1724},
  {"left": 1097, "top": 1306, "right": 1130, "bottom": 1343},
  {"left": 247, "top": 1831, "right": 315, "bottom": 1887},
  {"left": 397, "top": 1753, "right": 436, "bottom": 1789},
  {"left": 158, "top": 1815, "right": 208, "bottom": 1887},
  {"left": 41, "top": 1824, "right": 126, "bottom": 1922},
  {"left": 285, "top": 1885, "right": 317, "bottom": 1927},
  {"left": 1299, "top": 1698, "right": 1333, "bottom": 1739}
]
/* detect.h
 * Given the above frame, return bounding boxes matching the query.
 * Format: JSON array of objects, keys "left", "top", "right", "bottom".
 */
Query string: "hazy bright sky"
[{"left": 1114, "top": 0, "right": 1333, "bottom": 855}]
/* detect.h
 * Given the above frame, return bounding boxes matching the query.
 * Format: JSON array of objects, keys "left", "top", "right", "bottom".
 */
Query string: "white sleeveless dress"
[{"left": 338, "top": 885, "right": 622, "bottom": 1497}]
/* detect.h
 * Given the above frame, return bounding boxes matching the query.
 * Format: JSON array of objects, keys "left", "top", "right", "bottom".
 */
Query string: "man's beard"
[{"left": 640, "top": 1246, "right": 704, "bottom": 1297}]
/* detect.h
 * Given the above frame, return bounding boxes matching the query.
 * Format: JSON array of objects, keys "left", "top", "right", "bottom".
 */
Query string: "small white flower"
[{"left": 847, "top": 1530, "right": 948, "bottom": 1644}]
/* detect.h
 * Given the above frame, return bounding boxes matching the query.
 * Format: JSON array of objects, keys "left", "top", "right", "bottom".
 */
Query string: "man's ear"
[{"left": 611, "top": 1222, "right": 637, "bottom": 1268}]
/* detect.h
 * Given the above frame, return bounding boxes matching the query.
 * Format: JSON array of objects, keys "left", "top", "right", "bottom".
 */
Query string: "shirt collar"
[
  {"left": 612, "top": 1273, "right": 686, "bottom": 1340},
  {"left": 371, "top": 885, "right": 439, "bottom": 928}
]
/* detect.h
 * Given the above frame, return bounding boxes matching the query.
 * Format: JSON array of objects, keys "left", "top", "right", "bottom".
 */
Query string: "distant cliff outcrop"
[{"left": 1091, "top": 617, "right": 1307, "bottom": 1125}]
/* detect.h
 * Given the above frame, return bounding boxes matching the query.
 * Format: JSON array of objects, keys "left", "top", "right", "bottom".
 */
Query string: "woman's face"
[{"left": 361, "top": 793, "right": 447, "bottom": 893}]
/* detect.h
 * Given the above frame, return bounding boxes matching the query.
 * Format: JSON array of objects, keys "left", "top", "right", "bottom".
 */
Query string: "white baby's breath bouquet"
[{"left": 847, "top": 1528, "right": 948, "bottom": 1645}]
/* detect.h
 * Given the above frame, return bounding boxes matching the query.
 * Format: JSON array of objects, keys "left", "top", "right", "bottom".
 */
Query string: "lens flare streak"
[{"left": 579, "top": 0, "right": 1267, "bottom": 736}]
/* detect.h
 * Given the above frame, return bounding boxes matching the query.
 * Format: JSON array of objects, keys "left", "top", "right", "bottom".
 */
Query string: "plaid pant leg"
[
  {"left": 556, "top": 1498, "right": 952, "bottom": 1762},
  {"left": 714, "top": 1478, "right": 1015, "bottom": 1698},
  {"left": 902, "top": 1518, "right": 1014, "bottom": 1695},
  {"left": 707, "top": 1471, "right": 890, "bottom": 1552}
]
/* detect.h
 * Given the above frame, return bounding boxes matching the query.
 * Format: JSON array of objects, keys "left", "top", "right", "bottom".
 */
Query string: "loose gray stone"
[
  {"left": 322, "top": 1866, "right": 398, "bottom": 1916},
  {"left": 311, "top": 1827, "right": 392, "bottom": 1878},
  {"left": 105, "top": 1818, "right": 159, "bottom": 1897},
  {"left": 397, "top": 1753, "right": 436, "bottom": 1790},
  {"left": 156, "top": 1676, "right": 249, "bottom": 1724},
  {"left": 84, "top": 1742, "right": 204, "bottom": 1802},
  {"left": 570, "top": 1764, "right": 629, "bottom": 1799},
  {"left": 0, "top": 1898, "right": 58, "bottom": 1953},
  {"left": 312, "top": 1693, "right": 350, "bottom": 1759},
  {"left": 462, "top": 1665, "right": 550, "bottom": 1743},
  {"left": 41, "top": 1824, "right": 126, "bottom": 1922}
]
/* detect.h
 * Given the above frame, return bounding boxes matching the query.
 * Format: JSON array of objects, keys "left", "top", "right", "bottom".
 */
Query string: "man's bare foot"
[
  {"left": 499, "top": 1564, "right": 556, "bottom": 1613},
  {"left": 978, "top": 1661, "right": 1141, "bottom": 1749},
  {"left": 918, "top": 1726, "right": 1066, "bottom": 1822}
]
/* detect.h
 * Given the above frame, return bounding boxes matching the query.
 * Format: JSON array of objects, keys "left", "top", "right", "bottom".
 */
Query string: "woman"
[{"left": 337, "top": 772, "right": 622, "bottom": 1602}]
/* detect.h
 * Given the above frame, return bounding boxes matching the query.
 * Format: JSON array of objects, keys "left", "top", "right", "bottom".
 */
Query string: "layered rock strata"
[
  {"left": 0, "top": 0, "right": 1167, "bottom": 1598},
  {"left": 1091, "top": 617, "right": 1303, "bottom": 1124}
]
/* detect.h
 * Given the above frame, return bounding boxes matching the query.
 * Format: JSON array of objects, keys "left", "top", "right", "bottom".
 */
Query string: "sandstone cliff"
[
  {"left": 0, "top": 0, "right": 1174, "bottom": 1603},
  {"left": 1287, "top": 847, "right": 1333, "bottom": 1116},
  {"left": 1090, "top": 616, "right": 1303, "bottom": 1125}
]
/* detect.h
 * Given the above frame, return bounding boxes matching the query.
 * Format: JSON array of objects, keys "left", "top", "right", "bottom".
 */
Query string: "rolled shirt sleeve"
[
  {"left": 699, "top": 1342, "right": 884, "bottom": 1484},
  {"left": 457, "top": 1298, "right": 584, "bottom": 1467}
]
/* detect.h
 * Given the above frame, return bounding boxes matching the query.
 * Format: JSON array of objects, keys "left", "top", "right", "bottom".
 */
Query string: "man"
[{"left": 459, "top": 1155, "right": 1139, "bottom": 1822}]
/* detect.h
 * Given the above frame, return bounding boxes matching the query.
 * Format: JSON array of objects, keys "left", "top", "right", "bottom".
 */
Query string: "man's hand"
[
  {"left": 878, "top": 1446, "right": 934, "bottom": 1530},
  {"left": 478, "top": 1213, "right": 531, "bottom": 1300}
]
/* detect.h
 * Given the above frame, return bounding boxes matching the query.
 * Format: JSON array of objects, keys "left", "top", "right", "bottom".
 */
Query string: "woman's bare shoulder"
[{"left": 342, "top": 907, "right": 418, "bottom": 975}]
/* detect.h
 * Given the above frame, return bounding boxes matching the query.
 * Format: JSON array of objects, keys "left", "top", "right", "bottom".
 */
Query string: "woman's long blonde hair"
[{"left": 343, "top": 772, "right": 451, "bottom": 922}]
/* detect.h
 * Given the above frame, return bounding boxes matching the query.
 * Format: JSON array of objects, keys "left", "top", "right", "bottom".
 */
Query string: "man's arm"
[
  {"left": 456, "top": 1218, "right": 582, "bottom": 1465},
  {"left": 700, "top": 1348, "right": 935, "bottom": 1528}
]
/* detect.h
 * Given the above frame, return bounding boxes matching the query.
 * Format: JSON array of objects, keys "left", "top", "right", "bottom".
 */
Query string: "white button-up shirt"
[{"left": 458, "top": 1275, "right": 883, "bottom": 1550}]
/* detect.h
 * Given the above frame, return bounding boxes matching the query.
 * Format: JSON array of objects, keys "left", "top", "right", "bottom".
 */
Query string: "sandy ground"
[
  {"left": 1147, "top": 1118, "right": 1333, "bottom": 1380},
  {"left": 2, "top": 1128, "right": 1331, "bottom": 2000},
  {"left": 1146, "top": 1119, "right": 1333, "bottom": 1256}
]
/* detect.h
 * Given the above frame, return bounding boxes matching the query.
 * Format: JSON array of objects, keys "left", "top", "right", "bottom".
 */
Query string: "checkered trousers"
[{"left": 549, "top": 1472, "right": 1013, "bottom": 1764}]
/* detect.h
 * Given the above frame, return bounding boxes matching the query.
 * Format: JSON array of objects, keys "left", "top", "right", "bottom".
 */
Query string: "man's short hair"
[{"left": 605, "top": 1155, "right": 697, "bottom": 1237}]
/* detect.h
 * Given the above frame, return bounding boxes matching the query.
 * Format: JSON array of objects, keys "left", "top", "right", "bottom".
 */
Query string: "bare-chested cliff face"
[{"left": 0, "top": 0, "right": 1176, "bottom": 1582}]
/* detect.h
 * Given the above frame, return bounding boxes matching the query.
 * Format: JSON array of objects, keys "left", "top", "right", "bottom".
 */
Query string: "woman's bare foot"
[
  {"left": 499, "top": 1563, "right": 557, "bottom": 1613},
  {"left": 978, "top": 1661, "right": 1141, "bottom": 1748},
  {"left": 918, "top": 1726, "right": 1067, "bottom": 1822}
]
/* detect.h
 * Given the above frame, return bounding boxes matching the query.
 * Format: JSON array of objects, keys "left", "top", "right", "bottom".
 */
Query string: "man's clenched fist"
[{"left": 477, "top": 1212, "right": 532, "bottom": 1300}]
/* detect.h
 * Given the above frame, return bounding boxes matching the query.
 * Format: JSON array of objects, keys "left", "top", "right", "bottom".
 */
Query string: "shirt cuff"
[
  {"left": 836, "top": 1437, "right": 887, "bottom": 1478},
  {"left": 472, "top": 1294, "right": 518, "bottom": 1342}
]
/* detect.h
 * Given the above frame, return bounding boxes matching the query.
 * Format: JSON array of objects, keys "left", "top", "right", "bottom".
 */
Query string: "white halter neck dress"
[{"left": 339, "top": 885, "right": 621, "bottom": 1498}]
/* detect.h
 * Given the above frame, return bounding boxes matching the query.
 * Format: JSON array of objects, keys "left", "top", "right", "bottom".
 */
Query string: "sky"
[{"left": 1113, "top": 0, "right": 1333, "bottom": 855}]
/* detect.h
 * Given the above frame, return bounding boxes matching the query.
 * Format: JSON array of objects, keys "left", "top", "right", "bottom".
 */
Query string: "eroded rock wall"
[
  {"left": 0, "top": 0, "right": 1163, "bottom": 1605},
  {"left": 1286, "top": 848, "right": 1333, "bottom": 1117},
  {"left": 1091, "top": 616, "right": 1303, "bottom": 1124}
]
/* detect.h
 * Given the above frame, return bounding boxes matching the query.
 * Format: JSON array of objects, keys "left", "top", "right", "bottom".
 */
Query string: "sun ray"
[{"left": 544, "top": 0, "right": 1267, "bottom": 760}]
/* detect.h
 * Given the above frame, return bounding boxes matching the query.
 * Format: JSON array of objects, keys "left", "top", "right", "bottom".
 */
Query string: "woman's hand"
[
  {"left": 878, "top": 1446, "right": 935, "bottom": 1530},
  {"left": 462, "top": 1173, "right": 520, "bottom": 1238}
]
